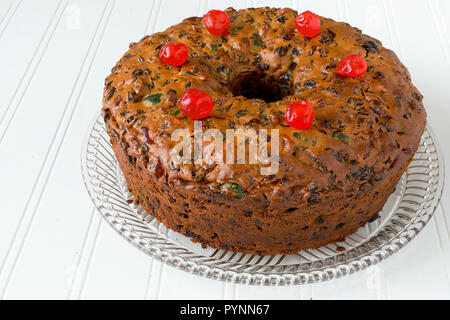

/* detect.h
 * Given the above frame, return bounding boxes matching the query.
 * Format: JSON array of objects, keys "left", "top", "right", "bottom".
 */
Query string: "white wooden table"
[{"left": 0, "top": 0, "right": 449, "bottom": 300}]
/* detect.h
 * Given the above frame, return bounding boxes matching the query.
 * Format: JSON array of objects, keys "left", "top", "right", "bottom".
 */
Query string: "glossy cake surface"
[{"left": 102, "top": 7, "right": 426, "bottom": 255}]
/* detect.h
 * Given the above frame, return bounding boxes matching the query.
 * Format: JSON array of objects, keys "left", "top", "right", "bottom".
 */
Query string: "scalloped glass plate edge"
[{"left": 81, "top": 115, "right": 444, "bottom": 286}]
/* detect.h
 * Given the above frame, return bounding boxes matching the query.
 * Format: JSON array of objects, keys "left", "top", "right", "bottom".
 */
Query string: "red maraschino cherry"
[
  {"left": 337, "top": 54, "right": 367, "bottom": 77},
  {"left": 285, "top": 100, "right": 314, "bottom": 129},
  {"left": 159, "top": 42, "right": 188, "bottom": 66},
  {"left": 204, "top": 10, "right": 230, "bottom": 36},
  {"left": 295, "top": 10, "right": 321, "bottom": 38},
  {"left": 179, "top": 89, "right": 213, "bottom": 119}
]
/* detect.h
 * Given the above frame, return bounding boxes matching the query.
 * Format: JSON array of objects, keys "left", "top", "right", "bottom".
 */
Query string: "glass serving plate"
[{"left": 81, "top": 115, "right": 444, "bottom": 285}]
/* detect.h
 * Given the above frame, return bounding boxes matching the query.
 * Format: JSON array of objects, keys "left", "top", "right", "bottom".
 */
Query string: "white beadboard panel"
[
  {"left": 1, "top": 0, "right": 165, "bottom": 299},
  {"left": 78, "top": 221, "right": 150, "bottom": 300},
  {"left": 154, "top": 0, "right": 202, "bottom": 38},
  {"left": 432, "top": 206, "right": 450, "bottom": 285},
  {"left": 301, "top": 0, "right": 341, "bottom": 22},
  {"left": 222, "top": 282, "right": 238, "bottom": 300},
  {"left": 66, "top": 209, "right": 102, "bottom": 300},
  {"left": 205, "top": 0, "right": 255, "bottom": 11},
  {"left": 390, "top": 0, "right": 450, "bottom": 224},
  {"left": 252, "top": 0, "right": 295, "bottom": 10},
  {"left": 0, "top": 0, "right": 110, "bottom": 299},
  {"left": 0, "top": 0, "right": 14, "bottom": 19},
  {"left": 0, "top": 0, "right": 68, "bottom": 287},
  {"left": 234, "top": 284, "right": 302, "bottom": 300},
  {"left": 155, "top": 266, "right": 227, "bottom": 300},
  {"left": 436, "top": 0, "right": 450, "bottom": 57},
  {"left": 382, "top": 219, "right": 450, "bottom": 299},
  {"left": 0, "top": 0, "right": 448, "bottom": 299},
  {"left": 429, "top": 0, "right": 450, "bottom": 235},
  {"left": 0, "top": 0, "right": 61, "bottom": 134},
  {"left": 310, "top": 266, "right": 388, "bottom": 300},
  {"left": 381, "top": 0, "right": 450, "bottom": 297},
  {"left": 0, "top": 0, "right": 18, "bottom": 38},
  {"left": 145, "top": 259, "right": 164, "bottom": 299},
  {"left": 343, "top": 0, "right": 393, "bottom": 49}
]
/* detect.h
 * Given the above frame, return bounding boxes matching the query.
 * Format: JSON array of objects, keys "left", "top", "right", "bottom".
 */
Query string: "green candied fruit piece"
[
  {"left": 221, "top": 182, "right": 244, "bottom": 199},
  {"left": 293, "top": 132, "right": 308, "bottom": 142},
  {"left": 224, "top": 68, "right": 232, "bottom": 77},
  {"left": 144, "top": 93, "right": 163, "bottom": 106},
  {"left": 168, "top": 107, "right": 181, "bottom": 115},
  {"left": 138, "top": 194, "right": 149, "bottom": 206},
  {"left": 260, "top": 109, "right": 269, "bottom": 122},
  {"left": 231, "top": 25, "right": 244, "bottom": 34},
  {"left": 235, "top": 110, "right": 249, "bottom": 118},
  {"left": 332, "top": 131, "right": 349, "bottom": 142},
  {"left": 249, "top": 36, "right": 261, "bottom": 47}
]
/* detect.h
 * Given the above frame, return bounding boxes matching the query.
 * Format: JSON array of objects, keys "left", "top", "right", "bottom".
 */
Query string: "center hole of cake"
[{"left": 231, "top": 71, "right": 292, "bottom": 103}]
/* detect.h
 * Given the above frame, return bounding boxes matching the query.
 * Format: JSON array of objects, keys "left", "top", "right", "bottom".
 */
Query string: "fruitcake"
[{"left": 102, "top": 7, "right": 426, "bottom": 255}]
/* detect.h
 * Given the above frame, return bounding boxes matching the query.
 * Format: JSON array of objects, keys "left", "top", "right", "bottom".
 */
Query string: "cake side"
[{"left": 113, "top": 136, "right": 412, "bottom": 254}]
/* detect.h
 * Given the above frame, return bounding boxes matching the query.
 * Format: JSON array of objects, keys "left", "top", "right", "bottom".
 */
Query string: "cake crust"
[{"left": 102, "top": 7, "right": 426, "bottom": 255}]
